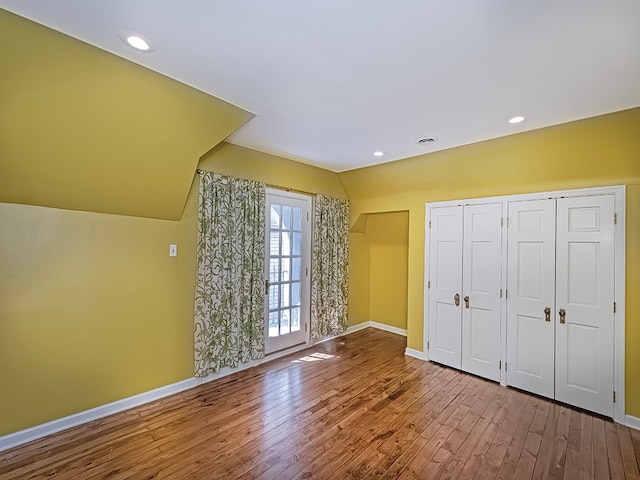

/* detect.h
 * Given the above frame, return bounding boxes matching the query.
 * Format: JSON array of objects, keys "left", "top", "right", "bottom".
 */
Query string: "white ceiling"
[{"left": 2, "top": 1, "right": 639, "bottom": 172}]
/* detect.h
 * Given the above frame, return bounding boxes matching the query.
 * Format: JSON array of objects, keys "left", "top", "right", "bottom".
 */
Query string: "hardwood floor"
[{"left": 1, "top": 328, "right": 639, "bottom": 479}]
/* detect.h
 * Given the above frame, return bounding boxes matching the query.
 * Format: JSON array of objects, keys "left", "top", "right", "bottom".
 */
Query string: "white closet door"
[
  {"left": 427, "top": 206, "right": 463, "bottom": 368},
  {"left": 555, "top": 195, "right": 615, "bottom": 416},
  {"left": 506, "top": 199, "right": 556, "bottom": 398},
  {"left": 461, "top": 203, "right": 502, "bottom": 381}
]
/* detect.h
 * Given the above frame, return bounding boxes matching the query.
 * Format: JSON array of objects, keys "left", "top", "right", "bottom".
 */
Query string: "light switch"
[{"left": 169, "top": 244, "right": 177, "bottom": 257}]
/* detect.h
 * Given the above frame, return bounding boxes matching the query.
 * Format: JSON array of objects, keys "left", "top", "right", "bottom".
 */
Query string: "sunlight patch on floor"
[{"left": 292, "top": 352, "right": 336, "bottom": 363}]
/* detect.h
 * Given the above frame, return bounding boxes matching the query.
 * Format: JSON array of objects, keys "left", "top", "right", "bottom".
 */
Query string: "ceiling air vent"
[{"left": 416, "top": 136, "right": 438, "bottom": 145}]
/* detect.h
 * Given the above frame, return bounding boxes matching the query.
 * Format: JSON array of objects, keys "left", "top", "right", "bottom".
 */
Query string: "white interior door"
[
  {"left": 461, "top": 203, "right": 502, "bottom": 382},
  {"left": 427, "top": 206, "right": 463, "bottom": 368},
  {"left": 265, "top": 190, "right": 311, "bottom": 354},
  {"left": 506, "top": 199, "right": 556, "bottom": 398},
  {"left": 555, "top": 195, "right": 615, "bottom": 416}
]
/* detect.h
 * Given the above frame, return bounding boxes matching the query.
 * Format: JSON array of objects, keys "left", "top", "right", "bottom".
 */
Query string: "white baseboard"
[
  {"left": 0, "top": 341, "right": 316, "bottom": 453},
  {"left": 342, "top": 321, "right": 407, "bottom": 337},
  {"left": 0, "top": 378, "right": 197, "bottom": 453},
  {"left": 369, "top": 321, "right": 407, "bottom": 337},
  {"left": 22, "top": 322, "right": 633, "bottom": 454},
  {"left": 0, "top": 324, "right": 399, "bottom": 451},
  {"left": 345, "top": 322, "right": 371, "bottom": 335},
  {"left": 405, "top": 347, "right": 427, "bottom": 360},
  {"left": 626, "top": 414, "right": 640, "bottom": 431}
]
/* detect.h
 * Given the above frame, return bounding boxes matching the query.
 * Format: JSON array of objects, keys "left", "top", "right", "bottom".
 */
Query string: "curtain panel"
[
  {"left": 194, "top": 171, "right": 266, "bottom": 376},
  {"left": 311, "top": 194, "right": 350, "bottom": 339}
]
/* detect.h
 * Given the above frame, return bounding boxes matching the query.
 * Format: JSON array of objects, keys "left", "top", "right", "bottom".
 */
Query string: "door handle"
[
  {"left": 265, "top": 279, "right": 270, "bottom": 295},
  {"left": 464, "top": 296, "right": 470, "bottom": 309},
  {"left": 559, "top": 308, "right": 566, "bottom": 324},
  {"left": 544, "top": 307, "right": 551, "bottom": 322},
  {"left": 454, "top": 293, "right": 460, "bottom": 307}
]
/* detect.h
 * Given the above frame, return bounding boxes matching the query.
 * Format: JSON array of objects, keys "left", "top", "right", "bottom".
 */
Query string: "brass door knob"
[
  {"left": 454, "top": 293, "right": 460, "bottom": 307},
  {"left": 464, "top": 296, "right": 470, "bottom": 309},
  {"left": 559, "top": 308, "right": 566, "bottom": 324}
]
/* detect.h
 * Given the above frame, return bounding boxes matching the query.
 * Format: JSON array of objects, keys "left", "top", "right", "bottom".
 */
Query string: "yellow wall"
[
  {"left": 364, "top": 212, "right": 409, "bottom": 330},
  {"left": 0, "top": 203, "right": 189, "bottom": 435},
  {"left": 199, "top": 143, "right": 347, "bottom": 199},
  {"left": 0, "top": 143, "right": 345, "bottom": 437},
  {"left": 0, "top": 10, "right": 251, "bottom": 220},
  {"left": 348, "top": 232, "right": 370, "bottom": 327},
  {"left": 2, "top": 6, "right": 639, "bottom": 435},
  {"left": 339, "top": 107, "right": 640, "bottom": 416}
]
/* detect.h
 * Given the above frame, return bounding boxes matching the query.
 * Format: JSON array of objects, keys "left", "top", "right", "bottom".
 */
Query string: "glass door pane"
[{"left": 264, "top": 190, "right": 311, "bottom": 353}]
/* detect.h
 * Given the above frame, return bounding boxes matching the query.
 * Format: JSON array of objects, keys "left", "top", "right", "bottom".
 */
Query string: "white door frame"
[
  {"left": 424, "top": 185, "right": 626, "bottom": 424},
  {"left": 265, "top": 188, "right": 313, "bottom": 354}
]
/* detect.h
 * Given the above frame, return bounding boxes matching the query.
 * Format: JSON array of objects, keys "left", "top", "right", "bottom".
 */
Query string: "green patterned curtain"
[
  {"left": 194, "top": 171, "right": 266, "bottom": 377},
  {"left": 311, "top": 194, "right": 349, "bottom": 339}
]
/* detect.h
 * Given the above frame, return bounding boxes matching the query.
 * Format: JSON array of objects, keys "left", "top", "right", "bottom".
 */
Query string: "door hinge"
[
  {"left": 307, "top": 212, "right": 310, "bottom": 221},
  {"left": 305, "top": 323, "right": 308, "bottom": 332},
  {"left": 614, "top": 213, "right": 617, "bottom": 225},
  {"left": 613, "top": 302, "right": 617, "bottom": 313},
  {"left": 265, "top": 279, "right": 270, "bottom": 295},
  {"left": 306, "top": 267, "right": 309, "bottom": 277},
  {"left": 504, "top": 362, "right": 507, "bottom": 372},
  {"left": 499, "top": 360, "right": 502, "bottom": 370},
  {"left": 427, "top": 341, "right": 430, "bottom": 349},
  {"left": 429, "top": 220, "right": 432, "bottom": 229},
  {"left": 613, "top": 391, "right": 616, "bottom": 403},
  {"left": 500, "top": 288, "right": 503, "bottom": 298},
  {"left": 428, "top": 280, "right": 431, "bottom": 289},
  {"left": 501, "top": 218, "right": 504, "bottom": 227},
  {"left": 505, "top": 289, "right": 508, "bottom": 299}
]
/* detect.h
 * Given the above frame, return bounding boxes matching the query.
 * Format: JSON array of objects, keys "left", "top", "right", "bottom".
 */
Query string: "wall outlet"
[{"left": 169, "top": 244, "right": 177, "bottom": 257}]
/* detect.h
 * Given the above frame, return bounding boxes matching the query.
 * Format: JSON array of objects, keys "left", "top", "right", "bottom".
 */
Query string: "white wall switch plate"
[{"left": 169, "top": 244, "right": 177, "bottom": 257}]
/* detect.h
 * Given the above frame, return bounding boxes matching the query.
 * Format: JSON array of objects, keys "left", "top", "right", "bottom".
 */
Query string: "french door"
[{"left": 265, "top": 189, "right": 311, "bottom": 354}]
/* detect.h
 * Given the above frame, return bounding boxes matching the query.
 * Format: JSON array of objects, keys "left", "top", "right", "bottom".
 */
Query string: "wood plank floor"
[{"left": 1, "top": 328, "right": 639, "bottom": 479}]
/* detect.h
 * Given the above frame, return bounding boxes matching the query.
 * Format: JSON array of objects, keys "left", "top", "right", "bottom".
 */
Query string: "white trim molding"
[
  {"left": 424, "top": 185, "right": 626, "bottom": 424},
  {"left": 0, "top": 321, "right": 407, "bottom": 452},
  {"left": 344, "top": 322, "right": 371, "bottom": 335},
  {"left": 369, "top": 321, "right": 407, "bottom": 337},
  {"left": 10, "top": 317, "right": 630, "bottom": 454},
  {"left": 0, "top": 341, "right": 314, "bottom": 453},
  {"left": 405, "top": 347, "right": 428, "bottom": 360},
  {"left": 343, "top": 321, "right": 407, "bottom": 337},
  {"left": 626, "top": 415, "right": 640, "bottom": 432},
  {"left": 0, "top": 378, "right": 197, "bottom": 453}
]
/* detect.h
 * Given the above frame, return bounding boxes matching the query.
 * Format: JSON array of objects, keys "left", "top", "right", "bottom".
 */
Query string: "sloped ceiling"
[
  {"left": 0, "top": 10, "right": 252, "bottom": 220},
  {"left": 2, "top": 1, "right": 639, "bottom": 172}
]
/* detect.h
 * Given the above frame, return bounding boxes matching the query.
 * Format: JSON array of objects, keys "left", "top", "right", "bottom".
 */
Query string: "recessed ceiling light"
[
  {"left": 416, "top": 136, "right": 438, "bottom": 145},
  {"left": 119, "top": 31, "right": 156, "bottom": 53},
  {"left": 127, "top": 36, "right": 149, "bottom": 51},
  {"left": 373, "top": 151, "right": 385, "bottom": 157},
  {"left": 507, "top": 115, "right": 526, "bottom": 124}
]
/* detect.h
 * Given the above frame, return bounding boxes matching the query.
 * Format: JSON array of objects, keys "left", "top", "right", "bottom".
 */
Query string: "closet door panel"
[
  {"left": 506, "top": 199, "right": 556, "bottom": 398},
  {"left": 427, "top": 206, "right": 463, "bottom": 368},
  {"left": 555, "top": 195, "right": 615, "bottom": 417},
  {"left": 461, "top": 203, "right": 502, "bottom": 381}
]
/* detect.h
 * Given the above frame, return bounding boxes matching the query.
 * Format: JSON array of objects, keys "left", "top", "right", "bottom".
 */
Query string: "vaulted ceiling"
[
  {"left": 0, "top": 10, "right": 251, "bottom": 220},
  {"left": 2, "top": 0, "right": 639, "bottom": 172}
]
